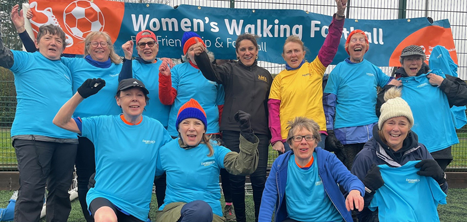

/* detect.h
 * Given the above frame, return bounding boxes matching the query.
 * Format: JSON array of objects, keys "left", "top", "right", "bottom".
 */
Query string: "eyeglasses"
[
  {"left": 291, "top": 135, "right": 314, "bottom": 142},
  {"left": 90, "top": 41, "right": 108, "bottom": 47},
  {"left": 350, "top": 37, "right": 366, "bottom": 43},
  {"left": 138, "top": 41, "right": 156, "bottom": 48}
]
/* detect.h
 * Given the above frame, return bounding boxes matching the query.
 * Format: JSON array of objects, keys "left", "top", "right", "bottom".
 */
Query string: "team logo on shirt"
[
  {"left": 201, "top": 160, "right": 215, "bottom": 166},
  {"left": 406, "top": 178, "right": 420, "bottom": 183},
  {"left": 417, "top": 83, "right": 429, "bottom": 88},
  {"left": 142, "top": 139, "right": 155, "bottom": 144},
  {"left": 315, "top": 181, "right": 323, "bottom": 186},
  {"left": 109, "top": 73, "right": 119, "bottom": 77},
  {"left": 258, "top": 75, "right": 268, "bottom": 83},
  {"left": 302, "top": 73, "right": 310, "bottom": 77},
  {"left": 366, "top": 73, "right": 375, "bottom": 77}
]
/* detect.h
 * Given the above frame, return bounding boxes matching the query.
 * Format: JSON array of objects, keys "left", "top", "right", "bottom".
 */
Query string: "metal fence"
[{"left": 0, "top": 0, "right": 466, "bottom": 171}]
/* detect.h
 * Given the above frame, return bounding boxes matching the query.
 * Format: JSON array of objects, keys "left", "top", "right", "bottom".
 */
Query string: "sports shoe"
[
  {"left": 223, "top": 204, "right": 236, "bottom": 221},
  {"left": 10, "top": 191, "right": 18, "bottom": 201}
]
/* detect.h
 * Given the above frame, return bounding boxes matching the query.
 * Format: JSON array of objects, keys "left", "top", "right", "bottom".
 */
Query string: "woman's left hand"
[
  {"left": 345, "top": 190, "right": 364, "bottom": 212},
  {"left": 335, "top": 0, "right": 347, "bottom": 17}
]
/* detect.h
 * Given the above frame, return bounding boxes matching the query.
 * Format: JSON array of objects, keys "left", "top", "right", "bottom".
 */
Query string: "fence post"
[
  {"left": 398, "top": 0, "right": 407, "bottom": 19},
  {"left": 230, "top": 0, "right": 235, "bottom": 8},
  {"left": 346, "top": 0, "right": 350, "bottom": 18}
]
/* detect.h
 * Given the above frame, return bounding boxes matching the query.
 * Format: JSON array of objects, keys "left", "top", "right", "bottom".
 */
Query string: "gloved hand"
[
  {"left": 362, "top": 164, "right": 384, "bottom": 193},
  {"left": 234, "top": 110, "right": 256, "bottom": 143},
  {"left": 415, "top": 159, "right": 446, "bottom": 184},
  {"left": 88, "top": 172, "right": 96, "bottom": 189},
  {"left": 78, "top": 78, "right": 105, "bottom": 98},
  {"left": 325, "top": 130, "right": 343, "bottom": 152}
]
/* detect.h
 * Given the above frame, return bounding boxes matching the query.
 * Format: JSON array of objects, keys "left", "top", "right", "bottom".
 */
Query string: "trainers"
[
  {"left": 223, "top": 204, "right": 236, "bottom": 221},
  {"left": 10, "top": 191, "right": 18, "bottom": 201}
]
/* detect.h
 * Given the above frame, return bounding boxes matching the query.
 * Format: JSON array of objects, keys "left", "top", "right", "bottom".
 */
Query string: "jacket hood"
[{"left": 372, "top": 124, "right": 419, "bottom": 163}]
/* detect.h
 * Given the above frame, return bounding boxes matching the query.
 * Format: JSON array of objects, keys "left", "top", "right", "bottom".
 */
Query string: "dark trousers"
[
  {"left": 431, "top": 147, "right": 453, "bottom": 171},
  {"left": 222, "top": 131, "right": 270, "bottom": 222},
  {"left": 335, "top": 143, "right": 365, "bottom": 170},
  {"left": 14, "top": 139, "right": 77, "bottom": 222},
  {"left": 155, "top": 173, "right": 167, "bottom": 207},
  {"left": 76, "top": 137, "right": 96, "bottom": 222}
]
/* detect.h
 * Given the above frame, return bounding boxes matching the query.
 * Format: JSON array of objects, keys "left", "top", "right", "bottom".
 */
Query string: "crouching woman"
[
  {"left": 155, "top": 99, "right": 259, "bottom": 222},
  {"left": 259, "top": 117, "right": 364, "bottom": 222}
]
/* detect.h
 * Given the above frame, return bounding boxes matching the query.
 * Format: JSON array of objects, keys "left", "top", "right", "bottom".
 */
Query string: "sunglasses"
[{"left": 138, "top": 41, "right": 156, "bottom": 48}]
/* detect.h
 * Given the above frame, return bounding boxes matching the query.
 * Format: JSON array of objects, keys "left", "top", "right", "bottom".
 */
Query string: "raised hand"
[
  {"left": 122, "top": 40, "right": 134, "bottom": 60},
  {"left": 159, "top": 60, "right": 171, "bottom": 77},
  {"left": 11, "top": 4, "right": 26, "bottom": 33},
  {"left": 77, "top": 78, "right": 106, "bottom": 98},
  {"left": 192, "top": 38, "right": 206, "bottom": 56},
  {"left": 160, "top": 58, "right": 174, "bottom": 69},
  {"left": 335, "top": 0, "right": 347, "bottom": 17}
]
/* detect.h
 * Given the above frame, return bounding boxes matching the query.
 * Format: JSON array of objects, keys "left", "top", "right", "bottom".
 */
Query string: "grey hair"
[{"left": 286, "top": 117, "right": 321, "bottom": 145}]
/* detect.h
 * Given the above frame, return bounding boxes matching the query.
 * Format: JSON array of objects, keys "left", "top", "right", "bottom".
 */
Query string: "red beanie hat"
[
  {"left": 345, "top": 30, "right": 369, "bottom": 54},
  {"left": 136, "top": 30, "right": 157, "bottom": 44},
  {"left": 181, "top": 32, "right": 206, "bottom": 55}
]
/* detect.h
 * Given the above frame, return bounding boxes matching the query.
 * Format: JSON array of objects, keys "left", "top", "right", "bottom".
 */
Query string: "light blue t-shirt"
[
  {"left": 9, "top": 51, "right": 76, "bottom": 139},
  {"left": 132, "top": 59, "right": 171, "bottom": 127},
  {"left": 369, "top": 161, "right": 447, "bottom": 222},
  {"left": 167, "top": 62, "right": 224, "bottom": 136},
  {"left": 156, "top": 139, "right": 231, "bottom": 217},
  {"left": 82, "top": 115, "right": 172, "bottom": 221},
  {"left": 286, "top": 153, "right": 343, "bottom": 222},
  {"left": 400, "top": 73, "right": 458, "bottom": 153},
  {"left": 62, "top": 57, "right": 122, "bottom": 117},
  {"left": 324, "top": 60, "right": 390, "bottom": 129}
]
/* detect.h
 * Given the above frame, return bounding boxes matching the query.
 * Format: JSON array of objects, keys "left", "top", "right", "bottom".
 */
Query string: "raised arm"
[
  {"left": 223, "top": 111, "right": 259, "bottom": 175},
  {"left": 119, "top": 41, "right": 134, "bottom": 81},
  {"left": 317, "top": 0, "right": 346, "bottom": 67},
  {"left": 158, "top": 60, "right": 177, "bottom": 105},
  {"left": 193, "top": 42, "right": 232, "bottom": 84},
  {"left": 53, "top": 78, "right": 106, "bottom": 133},
  {"left": 0, "top": 31, "right": 14, "bottom": 69},
  {"left": 11, "top": 5, "right": 36, "bottom": 52}
]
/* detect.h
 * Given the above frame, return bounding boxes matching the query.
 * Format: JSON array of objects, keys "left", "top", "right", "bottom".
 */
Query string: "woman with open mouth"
[
  {"left": 155, "top": 99, "right": 259, "bottom": 222},
  {"left": 352, "top": 87, "right": 448, "bottom": 222}
]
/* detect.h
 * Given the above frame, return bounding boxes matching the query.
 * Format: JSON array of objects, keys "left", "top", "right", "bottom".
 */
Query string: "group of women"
[{"left": 6, "top": 0, "right": 462, "bottom": 221}]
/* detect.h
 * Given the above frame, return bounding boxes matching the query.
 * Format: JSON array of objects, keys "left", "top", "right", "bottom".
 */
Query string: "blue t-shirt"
[
  {"left": 324, "top": 60, "right": 390, "bottom": 129},
  {"left": 400, "top": 74, "right": 458, "bottom": 153},
  {"left": 132, "top": 59, "right": 171, "bottom": 127},
  {"left": 10, "top": 51, "right": 76, "bottom": 139},
  {"left": 285, "top": 153, "right": 343, "bottom": 222},
  {"left": 369, "top": 161, "right": 447, "bottom": 222},
  {"left": 156, "top": 139, "right": 231, "bottom": 217},
  {"left": 62, "top": 57, "right": 122, "bottom": 117},
  {"left": 82, "top": 115, "right": 172, "bottom": 221},
  {"left": 167, "top": 62, "right": 224, "bottom": 136}
]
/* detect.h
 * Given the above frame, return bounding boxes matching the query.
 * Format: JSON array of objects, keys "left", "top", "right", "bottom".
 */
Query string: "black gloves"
[
  {"left": 88, "top": 172, "right": 96, "bottom": 189},
  {"left": 324, "top": 130, "right": 343, "bottom": 152},
  {"left": 415, "top": 159, "right": 446, "bottom": 184},
  {"left": 78, "top": 78, "right": 106, "bottom": 98},
  {"left": 234, "top": 110, "right": 257, "bottom": 143},
  {"left": 362, "top": 164, "right": 384, "bottom": 193}
]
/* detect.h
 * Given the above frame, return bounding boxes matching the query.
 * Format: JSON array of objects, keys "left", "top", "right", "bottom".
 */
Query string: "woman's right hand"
[
  {"left": 272, "top": 141, "right": 285, "bottom": 153},
  {"left": 159, "top": 60, "right": 171, "bottom": 77},
  {"left": 192, "top": 38, "right": 205, "bottom": 56},
  {"left": 122, "top": 40, "right": 134, "bottom": 60},
  {"left": 11, "top": 4, "right": 26, "bottom": 33}
]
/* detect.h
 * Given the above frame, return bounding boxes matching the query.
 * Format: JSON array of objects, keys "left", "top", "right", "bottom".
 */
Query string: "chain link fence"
[{"left": 0, "top": 0, "right": 466, "bottom": 171}]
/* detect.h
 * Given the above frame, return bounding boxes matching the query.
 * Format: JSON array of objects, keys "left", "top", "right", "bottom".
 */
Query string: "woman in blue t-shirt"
[
  {"left": 352, "top": 87, "right": 448, "bottom": 222},
  {"left": 53, "top": 78, "right": 172, "bottom": 222},
  {"left": 155, "top": 99, "right": 258, "bottom": 222}
]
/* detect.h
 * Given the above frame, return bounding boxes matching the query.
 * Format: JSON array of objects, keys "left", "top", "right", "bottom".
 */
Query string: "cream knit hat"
[{"left": 378, "top": 87, "right": 414, "bottom": 129}]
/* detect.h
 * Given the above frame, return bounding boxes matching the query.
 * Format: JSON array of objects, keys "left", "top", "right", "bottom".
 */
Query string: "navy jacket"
[{"left": 259, "top": 147, "right": 365, "bottom": 222}]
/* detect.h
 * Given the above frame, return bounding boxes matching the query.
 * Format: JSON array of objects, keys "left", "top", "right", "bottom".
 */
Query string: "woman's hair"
[
  {"left": 235, "top": 33, "right": 258, "bottom": 53},
  {"left": 282, "top": 35, "right": 306, "bottom": 54},
  {"left": 286, "top": 117, "right": 321, "bottom": 145},
  {"left": 37, "top": 24, "right": 67, "bottom": 49},
  {"left": 84, "top": 31, "right": 122, "bottom": 64}
]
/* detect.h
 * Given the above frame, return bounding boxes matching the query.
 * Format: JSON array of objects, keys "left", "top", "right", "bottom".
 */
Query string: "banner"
[{"left": 27, "top": 0, "right": 457, "bottom": 66}]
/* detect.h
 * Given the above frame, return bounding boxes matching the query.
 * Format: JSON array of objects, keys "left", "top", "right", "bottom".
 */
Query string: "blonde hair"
[
  {"left": 84, "top": 31, "right": 122, "bottom": 64},
  {"left": 282, "top": 35, "right": 306, "bottom": 54},
  {"left": 286, "top": 117, "right": 321, "bottom": 145}
]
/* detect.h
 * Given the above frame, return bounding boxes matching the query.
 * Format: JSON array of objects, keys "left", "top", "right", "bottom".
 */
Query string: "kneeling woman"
[
  {"left": 155, "top": 99, "right": 259, "bottom": 222},
  {"left": 54, "top": 78, "right": 172, "bottom": 222},
  {"left": 259, "top": 117, "right": 364, "bottom": 222}
]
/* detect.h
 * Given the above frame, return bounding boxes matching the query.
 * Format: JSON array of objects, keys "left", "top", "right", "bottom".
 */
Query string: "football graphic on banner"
[{"left": 63, "top": 0, "right": 105, "bottom": 40}]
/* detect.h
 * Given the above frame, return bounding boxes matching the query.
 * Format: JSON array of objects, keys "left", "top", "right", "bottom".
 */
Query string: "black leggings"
[
  {"left": 222, "top": 131, "right": 270, "bottom": 222},
  {"left": 76, "top": 137, "right": 96, "bottom": 222}
]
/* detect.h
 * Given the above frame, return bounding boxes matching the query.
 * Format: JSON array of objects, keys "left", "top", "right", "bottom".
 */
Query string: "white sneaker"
[{"left": 10, "top": 191, "right": 18, "bottom": 201}]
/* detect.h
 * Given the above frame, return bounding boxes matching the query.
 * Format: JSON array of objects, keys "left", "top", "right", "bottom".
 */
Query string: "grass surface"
[{"left": 0, "top": 189, "right": 465, "bottom": 221}]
